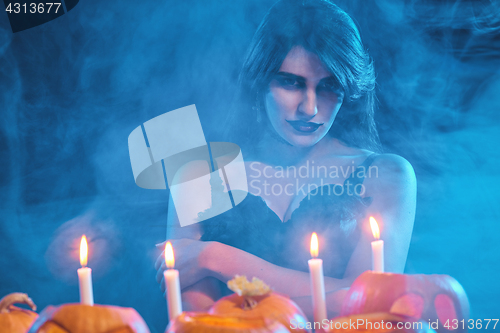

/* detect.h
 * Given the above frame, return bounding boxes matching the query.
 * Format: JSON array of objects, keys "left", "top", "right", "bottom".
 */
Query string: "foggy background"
[{"left": 0, "top": 0, "right": 499, "bottom": 331}]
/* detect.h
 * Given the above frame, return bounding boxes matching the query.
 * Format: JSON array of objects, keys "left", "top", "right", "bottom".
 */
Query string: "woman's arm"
[
  {"left": 204, "top": 242, "right": 350, "bottom": 296},
  {"left": 342, "top": 153, "right": 417, "bottom": 280},
  {"left": 202, "top": 240, "right": 351, "bottom": 318}
]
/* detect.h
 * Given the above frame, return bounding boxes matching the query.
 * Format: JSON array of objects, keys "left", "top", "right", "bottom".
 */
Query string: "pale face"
[{"left": 264, "top": 45, "right": 345, "bottom": 147}]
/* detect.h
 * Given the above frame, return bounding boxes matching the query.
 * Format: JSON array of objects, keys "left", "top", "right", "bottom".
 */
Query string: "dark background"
[{"left": 0, "top": 0, "right": 499, "bottom": 332}]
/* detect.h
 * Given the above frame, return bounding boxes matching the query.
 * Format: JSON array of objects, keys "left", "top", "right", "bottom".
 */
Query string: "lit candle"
[
  {"left": 164, "top": 242, "right": 182, "bottom": 320},
  {"left": 308, "top": 232, "right": 327, "bottom": 323},
  {"left": 370, "top": 217, "right": 384, "bottom": 272},
  {"left": 77, "top": 235, "right": 94, "bottom": 305}
]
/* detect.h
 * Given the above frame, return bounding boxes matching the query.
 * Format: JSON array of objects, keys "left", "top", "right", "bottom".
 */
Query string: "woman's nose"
[{"left": 297, "top": 88, "right": 318, "bottom": 118}]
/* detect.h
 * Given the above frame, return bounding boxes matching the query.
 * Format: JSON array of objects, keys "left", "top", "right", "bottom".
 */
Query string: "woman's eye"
[
  {"left": 277, "top": 77, "right": 302, "bottom": 89},
  {"left": 319, "top": 81, "right": 339, "bottom": 92},
  {"left": 318, "top": 82, "right": 345, "bottom": 101}
]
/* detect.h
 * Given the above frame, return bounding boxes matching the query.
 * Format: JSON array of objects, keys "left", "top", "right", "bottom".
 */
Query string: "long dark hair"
[{"left": 227, "top": 0, "right": 381, "bottom": 153}]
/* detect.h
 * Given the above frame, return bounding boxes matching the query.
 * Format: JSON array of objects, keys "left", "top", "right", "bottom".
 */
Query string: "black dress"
[{"left": 200, "top": 155, "right": 376, "bottom": 279}]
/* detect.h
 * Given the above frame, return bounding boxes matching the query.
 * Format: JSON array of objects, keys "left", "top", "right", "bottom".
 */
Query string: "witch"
[{"left": 155, "top": 0, "right": 416, "bottom": 319}]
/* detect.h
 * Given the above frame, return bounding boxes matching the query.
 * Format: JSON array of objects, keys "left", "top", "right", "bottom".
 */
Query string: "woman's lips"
[{"left": 286, "top": 120, "right": 323, "bottom": 133}]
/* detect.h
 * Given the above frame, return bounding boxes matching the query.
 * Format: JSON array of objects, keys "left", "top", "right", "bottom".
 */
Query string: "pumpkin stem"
[
  {"left": 227, "top": 275, "right": 271, "bottom": 297},
  {"left": 241, "top": 296, "right": 258, "bottom": 310},
  {"left": 0, "top": 293, "right": 37, "bottom": 313}
]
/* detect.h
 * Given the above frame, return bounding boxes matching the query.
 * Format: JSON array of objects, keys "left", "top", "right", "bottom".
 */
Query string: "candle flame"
[
  {"left": 80, "top": 235, "right": 88, "bottom": 267},
  {"left": 370, "top": 217, "right": 380, "bottom": 240},
  {"left": 310, "top": 232, "right": 319, "bottom": 258},
  {"left": 165, "top": 242, "right": 175, "bottom": 269}
]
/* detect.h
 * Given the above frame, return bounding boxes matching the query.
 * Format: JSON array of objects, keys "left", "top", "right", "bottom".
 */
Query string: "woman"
[{"left": 155, "top": 0, "right": 416, "bottom": 319}]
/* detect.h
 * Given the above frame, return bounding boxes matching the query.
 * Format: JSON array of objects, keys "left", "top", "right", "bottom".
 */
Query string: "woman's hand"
[{"left": 155, "top": 238, "right": 212, "bottom": 292}]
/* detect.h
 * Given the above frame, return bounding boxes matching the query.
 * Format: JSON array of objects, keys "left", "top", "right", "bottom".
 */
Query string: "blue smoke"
[{"left": 0, "top": 0, "right": 499, "bottom": 331}]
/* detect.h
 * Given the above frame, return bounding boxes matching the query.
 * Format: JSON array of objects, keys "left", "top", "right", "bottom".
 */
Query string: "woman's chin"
[{"left": 283, "top": 134, "right": 324, "bottom": 148}]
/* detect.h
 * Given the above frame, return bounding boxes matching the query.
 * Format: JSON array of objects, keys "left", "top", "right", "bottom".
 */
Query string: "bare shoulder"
[
  {"left": 365, "top": 153, "right": 416, "bottom": 194},
  {"left": 371, "top": 154, "right": 415, "bottom": 177}
]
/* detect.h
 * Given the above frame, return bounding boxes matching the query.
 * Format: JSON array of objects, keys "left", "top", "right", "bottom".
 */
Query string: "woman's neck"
[{"left": 255, "top": 129, "right": 334, "bottom": 167}]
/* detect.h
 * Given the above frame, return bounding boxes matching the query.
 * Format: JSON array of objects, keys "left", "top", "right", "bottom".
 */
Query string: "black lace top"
[{"left": 200, "top": 155, "right": 376, "bottom": 279}]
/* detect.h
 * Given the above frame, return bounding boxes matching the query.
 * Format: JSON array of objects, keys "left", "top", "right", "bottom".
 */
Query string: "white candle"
[
  {"left": 164, "top": 242, "right": 182, "bottom": 320},
  {"left": 78, "top": 267, "right": 94, "bottom": 305},
  {"left": 308, "top": 233, "right": 327, "bottom": 323},
  {"left": 369, "top": 217, "right": 384, "bottom": 272},
  {"left": 78, "top": 235, "right": 94, "bottom": 305},
  {"left": 371, "top": 240, "right": 384, "bottom": 272}
]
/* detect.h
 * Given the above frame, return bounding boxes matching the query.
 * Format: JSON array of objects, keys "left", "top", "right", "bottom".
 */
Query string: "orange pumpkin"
[
  {"left": 166, "top": 312, "right": 290, "bottom": 333},
  {"left": 27, "top": 304, "right": 150, "bottom": 333},
  {"left": 327, "top": 312, "right": 435, "bottom": 333},
  {"left": 209, "top": 276, "right": 310, "bottom": 333},
  {"left": 341, "top": 271, "right": 469, "bottom": 333},
  {"left": 0, "top": 292, "right": 38, "bottom": 333}
]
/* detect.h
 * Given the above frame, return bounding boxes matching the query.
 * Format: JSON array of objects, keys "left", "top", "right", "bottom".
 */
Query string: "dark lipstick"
[{"left": 286, "top": 120, "right": 323, "bottom": 133}]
